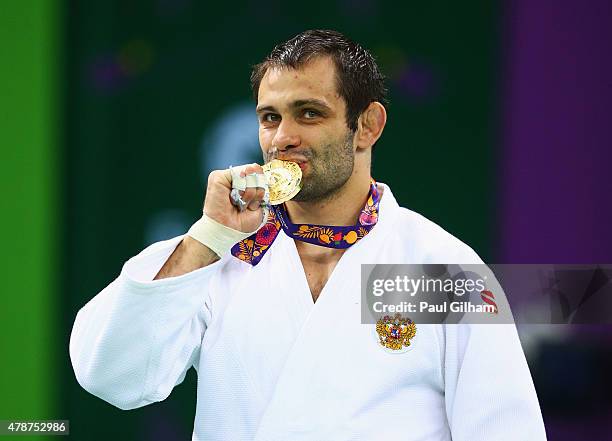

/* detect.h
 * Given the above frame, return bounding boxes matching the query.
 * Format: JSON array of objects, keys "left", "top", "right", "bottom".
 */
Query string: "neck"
[{"left": 284, "top": 171, "right": 371, "bottom": 226}]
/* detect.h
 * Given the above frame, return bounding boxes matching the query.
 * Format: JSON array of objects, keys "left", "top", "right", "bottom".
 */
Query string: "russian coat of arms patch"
[{"left": 376, "top": 313, "right": 417, "bottom": 352}]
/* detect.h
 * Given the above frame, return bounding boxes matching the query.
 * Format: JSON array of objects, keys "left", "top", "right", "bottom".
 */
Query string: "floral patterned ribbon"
[{"left": 231, "top": 179, "right": 381, "bottom": 265}]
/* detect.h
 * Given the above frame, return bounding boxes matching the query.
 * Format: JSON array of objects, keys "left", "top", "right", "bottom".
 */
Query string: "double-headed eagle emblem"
[{"left": 376, "top": 313, "right": 417, "bottom": 351}]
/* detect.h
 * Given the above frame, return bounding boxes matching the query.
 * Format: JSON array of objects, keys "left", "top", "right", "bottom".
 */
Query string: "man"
[{"left": 70, "top": 30, "right": 547, "bottom": 440}]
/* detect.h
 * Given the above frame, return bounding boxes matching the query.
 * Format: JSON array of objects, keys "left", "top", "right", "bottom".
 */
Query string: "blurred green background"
[{"left": 0, "top": 0, "right": 62, "bottom": 434}]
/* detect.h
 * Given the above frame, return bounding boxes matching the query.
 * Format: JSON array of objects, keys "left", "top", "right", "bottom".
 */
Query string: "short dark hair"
[{"left": 250, "top": 29, "right": 388, "bottom": 132}]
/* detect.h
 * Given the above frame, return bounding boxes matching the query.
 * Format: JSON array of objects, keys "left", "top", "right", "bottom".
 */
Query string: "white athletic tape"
[
  {"left": 255, "top": 173, "right": 267, "bottom": 188},
  {"left": 187, "top": 214, "right": 250, "bottom": 257},
  {"left": 230, "top": 167, "right": 268, "bottom": 212},
  {"left": 230, "top": 166, "right": 247, "bottom": 191},
  {"left": 230, "top": 188, "right": 248, "bottom": 211},
  {"left": 245, "top": 173, "right": 258, "bottom": 188}
]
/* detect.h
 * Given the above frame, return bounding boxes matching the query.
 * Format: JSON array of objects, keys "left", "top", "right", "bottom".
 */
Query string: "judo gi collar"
[{"left": 231, "top": 179, "right": 381, "bottom": 266}]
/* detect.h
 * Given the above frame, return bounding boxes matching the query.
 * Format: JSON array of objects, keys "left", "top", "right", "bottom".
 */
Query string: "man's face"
[{"left": 256, "top": 56, "right": 356, "bottom": 202}]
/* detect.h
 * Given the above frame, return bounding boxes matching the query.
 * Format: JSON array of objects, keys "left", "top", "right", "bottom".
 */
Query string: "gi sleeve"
[
  {"left": 444, "top": 323, "right": 547, "bottom": 440},
  {"left": 435, "top": 237, "right": 547, "bottom": 440},
  {"left": 69, "top": 235, "right": 219, "bottom": 410}
]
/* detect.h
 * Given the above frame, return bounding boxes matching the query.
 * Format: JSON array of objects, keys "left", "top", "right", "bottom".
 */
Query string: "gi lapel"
[{"left": 252, "top": 185, "right": 399, "bottom": 440}]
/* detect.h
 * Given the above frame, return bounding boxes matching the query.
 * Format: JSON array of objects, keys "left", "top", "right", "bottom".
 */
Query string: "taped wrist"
[{"left": 187, "top": 214, "right": 254, "bottom": 257}]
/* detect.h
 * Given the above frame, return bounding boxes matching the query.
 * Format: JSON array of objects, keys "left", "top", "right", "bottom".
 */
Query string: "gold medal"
[{"left": 263, "top": 159, "right": 302, "bottom": 205}]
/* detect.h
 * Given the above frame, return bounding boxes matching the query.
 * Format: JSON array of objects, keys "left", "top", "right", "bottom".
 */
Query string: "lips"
[
  {"left": 277, "top": 156, "right": 308, "bottom": 170},
  {"left": 278, "top": 157, "right": 307, "bottom": 164}
]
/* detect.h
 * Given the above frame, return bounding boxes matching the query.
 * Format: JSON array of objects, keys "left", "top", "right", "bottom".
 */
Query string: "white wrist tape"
[
  {"left": 187, "top": 212, "right": 267, "bottom": 257},
  {"left": 187, "top": 214, "right": 252, "bottom": 257}
]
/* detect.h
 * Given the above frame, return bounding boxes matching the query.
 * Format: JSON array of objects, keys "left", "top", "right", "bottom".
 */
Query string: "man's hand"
[
  {"left": 154, "top": 163, "right": 267, "bottom": 279},
  {"left": 204, "top": 163, "right": 267, "bottom": 233}
]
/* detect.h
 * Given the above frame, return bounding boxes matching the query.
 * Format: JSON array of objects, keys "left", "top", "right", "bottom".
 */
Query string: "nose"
[{"left": 271, "top": 119, "right": 301, "bottom": 152}]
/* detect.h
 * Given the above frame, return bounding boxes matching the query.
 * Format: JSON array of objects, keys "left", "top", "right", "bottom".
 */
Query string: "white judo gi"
[{"left": 70, "top": 184, "right": 547, "bottom": 441}]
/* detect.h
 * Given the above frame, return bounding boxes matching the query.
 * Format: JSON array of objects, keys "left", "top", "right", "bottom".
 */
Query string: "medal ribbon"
[{"left": 231, "top": 179, "right": 381, "bottom": 266}]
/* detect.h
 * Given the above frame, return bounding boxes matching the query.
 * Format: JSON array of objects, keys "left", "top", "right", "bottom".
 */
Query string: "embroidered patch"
[{"left": 375, "top": 313, "right": 417, "bottom": 353}]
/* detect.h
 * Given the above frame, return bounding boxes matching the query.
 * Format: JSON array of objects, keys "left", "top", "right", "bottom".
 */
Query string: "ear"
[{"left": 355, "top": 102, "right": 387, "bottom": 150}]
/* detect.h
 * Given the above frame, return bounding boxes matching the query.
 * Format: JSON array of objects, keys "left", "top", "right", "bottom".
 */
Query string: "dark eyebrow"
[
  {"left": 256, "top": 99, "right": 333, "bottom": 114},
  {"left": 255, "top": 105, "right": 276, "bottom": 114},
  {"left": 292, "top": 99, "right": 332, "bottom": 112}
]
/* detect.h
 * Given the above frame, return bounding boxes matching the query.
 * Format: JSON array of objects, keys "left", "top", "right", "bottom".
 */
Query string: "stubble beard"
[{"left": 292, "top": 130, "right": 355, "bottom": 203}]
